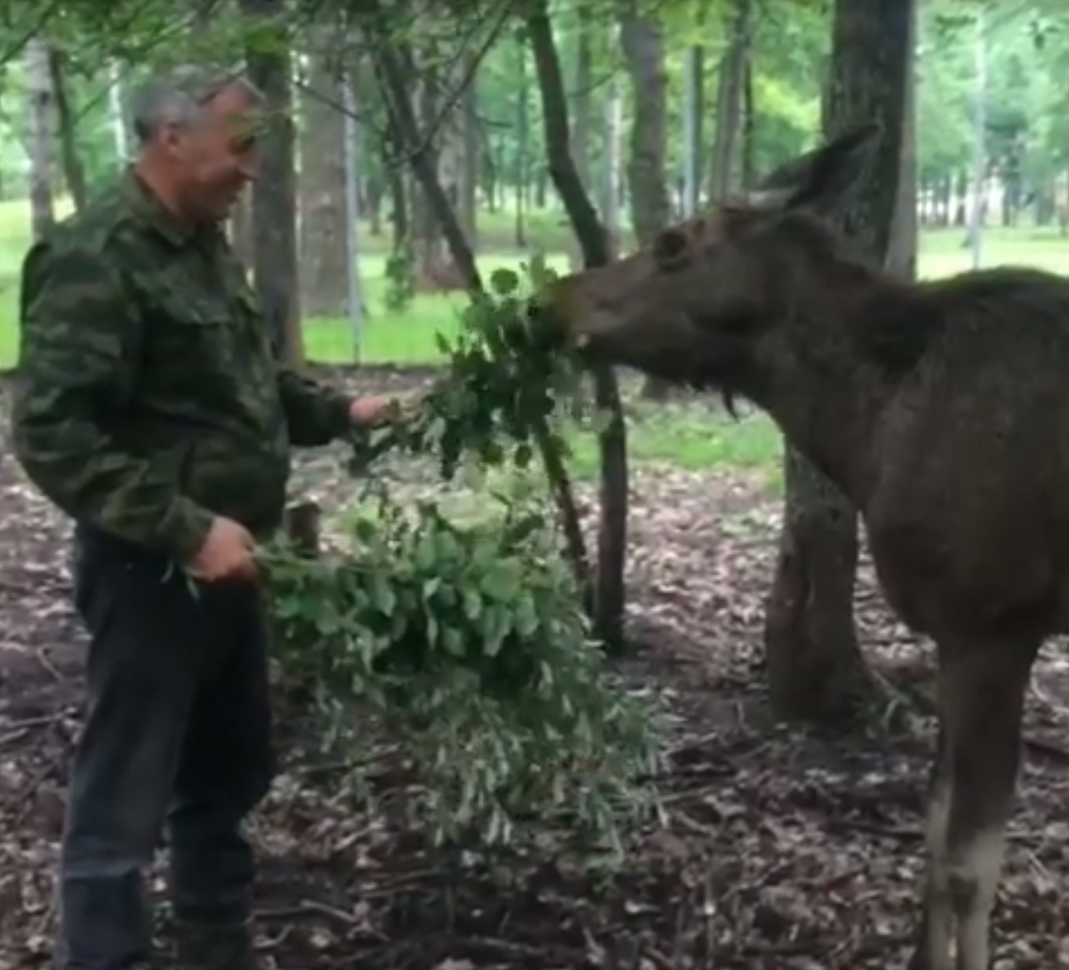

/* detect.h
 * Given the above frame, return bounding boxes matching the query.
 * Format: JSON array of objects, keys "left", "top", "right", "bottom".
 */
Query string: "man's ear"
[{"left": 747, "top": 122, "right": 882, "bottom": 215}]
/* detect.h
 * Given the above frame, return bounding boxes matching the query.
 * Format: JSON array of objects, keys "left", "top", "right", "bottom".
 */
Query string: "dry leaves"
[{"left": 1, "top": 366, "right": 1068, "bottom": 969}]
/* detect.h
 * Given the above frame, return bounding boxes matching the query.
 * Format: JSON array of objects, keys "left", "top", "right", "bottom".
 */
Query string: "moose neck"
[{"left": 751, "top": 260, "right": 916, "bottom": 507}]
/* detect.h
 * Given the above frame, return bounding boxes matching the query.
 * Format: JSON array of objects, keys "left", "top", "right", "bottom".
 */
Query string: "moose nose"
[
  {"left": 522, "top": 297, "right": 592, "bottom": 355},
  {"left": 522, "top": 297, "right": 556, "bottom": 340},
  {"left": 524, "top": 297, "right": 546, "bottom": 326}
]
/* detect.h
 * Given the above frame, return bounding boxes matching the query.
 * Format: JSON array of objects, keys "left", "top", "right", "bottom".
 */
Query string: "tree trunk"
[
  {"left": 299, "top": 28, "right": 350, "bottom": 319},
  {"left": 619, "top": 5, "right": 673, "bottom": 401},
  {"left": 460, "top": 55, "right": 479, "bottom": 248},
  {"left": 740, "top": 56, "right": 756, "bottom": 189},
  {"left": 26, "top": 37, "right": 55, "bottom": 241},
  {"left": 680, "top": 43, "right": 704, "bottom": 215},
  {"left": 241, "top": 0, "right": 303, "bottom": 365},
  {"left": 49, "top": 50, "right": 87, "bottom": 211},
  {"left": 764, "top": 0, "right": 913, "bottom": 724},
  {"left": 887, "top": 20, "right": 917, "bottom": 282},
  {"left": 527, "top": 1, "right": 629, "bottom": 653},
  {"left": 571, "top": 6, "right": 593, "bottom": 195},
  {"left": 707, "top": 0, "right": 751, "bottom": 202},
  {"left": 404, "top": 43, "right": 468, "bottom": 293},
  {"left": 597, "top": 77, "right": 623, "bottom": 259},
  {"left": 514, "top": 37, "right": 529, "bottom": 249}
]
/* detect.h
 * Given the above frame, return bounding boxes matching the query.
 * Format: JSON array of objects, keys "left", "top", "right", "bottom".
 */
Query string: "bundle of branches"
[
  {"left": 262, "top": 263, "right": 665, "bottom": 849},
  {"left": 349, "top": 259, "right": 593, "bottom": 599},
  {"left": 348, "top": 262, "right": 577, "bottom": 479}
]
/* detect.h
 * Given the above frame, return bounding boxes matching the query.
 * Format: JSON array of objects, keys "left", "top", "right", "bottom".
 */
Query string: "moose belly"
[
  {"left": 862, "top": 432, "right": 1063, "bottom": 643},
  {"left": 864, "top": 516, "right": 1058, "bottom": 642}
]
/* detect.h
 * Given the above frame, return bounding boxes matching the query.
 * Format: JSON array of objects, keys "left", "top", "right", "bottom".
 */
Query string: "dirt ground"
[{"left": 1, "top": 365, "right": 1068, "bottom": 970}]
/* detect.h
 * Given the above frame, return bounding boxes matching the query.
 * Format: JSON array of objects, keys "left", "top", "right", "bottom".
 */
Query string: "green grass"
[
  {"left": 567, "top": 400, "right": 782, "bottom": 475},
  {"left": 4, "top": 196, "right": 1069, "bottom": 480}
]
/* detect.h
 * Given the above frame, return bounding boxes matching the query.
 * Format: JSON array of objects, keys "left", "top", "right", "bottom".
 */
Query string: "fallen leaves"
[{"left": 0, "top": 366, "right": 1068, "bottom": 969}]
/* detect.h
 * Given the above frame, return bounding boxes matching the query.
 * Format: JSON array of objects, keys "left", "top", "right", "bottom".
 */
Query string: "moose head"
[{"left": 532, "top": 123, "right": 894, "bottom": 415}]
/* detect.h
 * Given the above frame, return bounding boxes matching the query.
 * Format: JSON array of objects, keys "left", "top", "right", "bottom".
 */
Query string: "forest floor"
[{"left": 1, "top": 366, "right": 1069, "bottom": 970}]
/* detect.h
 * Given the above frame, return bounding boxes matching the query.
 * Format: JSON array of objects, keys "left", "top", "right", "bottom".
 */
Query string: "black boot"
[{"left": 174, "top": 919, "right": 258, "bottom": 970}]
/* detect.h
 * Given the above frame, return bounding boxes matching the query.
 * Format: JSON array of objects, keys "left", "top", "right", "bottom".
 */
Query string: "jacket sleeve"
[
  {"left": 9, "top": 238, "right": 215, "bottom": 560},
  {"left": 276, "top": 364, "right": 353, "bottom": 446}
]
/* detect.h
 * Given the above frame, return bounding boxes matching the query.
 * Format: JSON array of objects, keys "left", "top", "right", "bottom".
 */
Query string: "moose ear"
[{"left": 749, "top": 122, "right": 882, "bottom": 215}]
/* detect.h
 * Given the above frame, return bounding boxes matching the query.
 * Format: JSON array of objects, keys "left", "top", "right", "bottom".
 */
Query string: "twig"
[
  {"left": 0, "top": 727, "right": 28, "bottom": 746},
  {"left": 36, "top": 648, "right": 61, "bottom": 682},
  {"left": 361, "top": 869, "right": 443, "bottom": 900},
  {"left": 255, "top": 898, "right": 363, "bottom": 925},
  {"left": 0, "top": 712, "right": 63, "bottom": 733},
  {"left": 824, "top": 818, "right": 922, "bottom": 840},
  {"left": 296, "top": 898, "right": 363, "bottom": 925},
  {"left": 1024, "top": 735, "right": 1069, "bottom": 764}
]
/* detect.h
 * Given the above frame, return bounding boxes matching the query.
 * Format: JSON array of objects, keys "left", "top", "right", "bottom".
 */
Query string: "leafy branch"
[
  {"left": 349, "top": 259, "right": 592, "bottom": 600},
  {"left": 264, "top": 435, "right": 664, "bottom": 849}
]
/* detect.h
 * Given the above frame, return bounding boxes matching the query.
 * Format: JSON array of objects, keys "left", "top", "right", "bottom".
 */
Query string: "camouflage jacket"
[{"left": 10, "top": 169, "right": 353, "bottom": 561}]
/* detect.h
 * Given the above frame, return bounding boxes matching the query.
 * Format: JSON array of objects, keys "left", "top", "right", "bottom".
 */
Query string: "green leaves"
[
  {"left": 262, "top": 480, "right": 664, "bottom": 849},
  {"left": 347, "top": 260, "right": 580, "bottom": 484},
  {"left": 489, "top": 266, "right": 520, "bottom": 296}
]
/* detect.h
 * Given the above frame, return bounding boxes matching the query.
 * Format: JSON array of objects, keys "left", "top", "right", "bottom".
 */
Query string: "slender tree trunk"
[
  {"left": 598, "top": 78, "right": 622, "bottom": 257},
  {"left": 740, "top": 56, "right": 756, "bottom": 189},
  {"left": 572, "top": 6, "right": 593, "bottom": 194},
  {"left": 241, "top": 0, "right": 303, "bottom": 365},
  {"left": 887, "top": 13, "right": 917, "bottom": 281},
  {"left": 299, "top": 26, "right": 350, "bottom": 318},
  {"left": 618, "top": 4, "right": 673, "bottom": 402},
  {"left": 527, "top": 3, "right": 629, "bottom": 653},
  {"left": 514, "top": 37, "right": 529, "bottom": 248},
  {"left": 26, "top": 37, "right": 55, "bottom": 241},
  {"left": 460, "top": 54, "right": 479, "bottom": 248},
  {"left": 49, "top": 50, "right": 87, "bottom": 211},
  {"left": 707, "top": 0, "right": 751, "bottom": 201}
]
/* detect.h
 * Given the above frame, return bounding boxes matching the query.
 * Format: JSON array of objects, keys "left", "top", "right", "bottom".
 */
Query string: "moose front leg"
[
  {"left": 907, "top": 637, "right": 1038, "bottom": 970},
  {"left": 910, "top": 721, "right": 953, "bottom": 969}
]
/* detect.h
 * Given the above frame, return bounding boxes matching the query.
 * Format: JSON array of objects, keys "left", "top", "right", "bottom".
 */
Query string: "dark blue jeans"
[{"left": 56, "top": 525, "right": 275, "bottom": 970}]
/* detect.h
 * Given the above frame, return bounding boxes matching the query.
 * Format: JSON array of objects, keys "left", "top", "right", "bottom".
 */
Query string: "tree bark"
[
  {"left": 763, "top": 0, "right": 914, "bottom": 724},
  {"left": 26, "top": 37, "right": 55, "bottom": 242},
  {"left": 49, "top": 50, "right": 87, "bottom": 212},
  {"left": 299, "top": 27, "right": 350, "bottom": 318},
  {"left": 707, "top": 0, "right": 751, "bottom": 202},
  {"left": 571, "top": 6, "right": 593, "bottom": 196},
  {"left": 527, "top": 2, "right": 629, "bottom": 653},
  {"left": 887, "top": 13, "right": 917, "bottom": 282},
  {"left": 241, "top": 0, "right": 303, "bottom": 365},
  {"left": 618, "top": 4, "right": 673, "bottom": 402}
]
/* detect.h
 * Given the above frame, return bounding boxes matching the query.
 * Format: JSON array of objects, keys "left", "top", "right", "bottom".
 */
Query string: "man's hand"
[
  {"left": 348, "top": 393, "right": 420, "bottom": 428},
  {"left": 187, "top": 516, "right": 257, "bottom": 582}
]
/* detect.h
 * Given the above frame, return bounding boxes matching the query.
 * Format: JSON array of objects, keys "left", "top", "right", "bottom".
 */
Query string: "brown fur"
[{"left": 539, "top": 123, "right": 1068, "bottom": 970}]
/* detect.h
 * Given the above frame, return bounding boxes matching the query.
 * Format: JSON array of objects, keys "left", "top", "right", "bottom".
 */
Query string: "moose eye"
[{"left": 652, "top": 228, "right": 690, "bottom": 270}]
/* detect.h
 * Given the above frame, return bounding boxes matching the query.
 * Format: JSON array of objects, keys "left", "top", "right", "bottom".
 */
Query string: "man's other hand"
[{"left": 187, "top": 516, "right": 257, "bottom": 582}]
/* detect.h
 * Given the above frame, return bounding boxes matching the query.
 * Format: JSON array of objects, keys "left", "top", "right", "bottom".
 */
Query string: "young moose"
[{"left": 533, "top": 122, "right": 1069, "bottom": 970}]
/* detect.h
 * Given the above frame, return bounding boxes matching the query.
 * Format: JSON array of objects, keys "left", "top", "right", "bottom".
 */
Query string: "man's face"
[{"left": 160, "top": 83, "right": 262, "bottom": 224}]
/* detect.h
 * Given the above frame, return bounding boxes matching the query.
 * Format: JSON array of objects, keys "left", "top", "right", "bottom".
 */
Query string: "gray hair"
[{"left": 129, "top": 64, "right": 265, "bottom": 144}]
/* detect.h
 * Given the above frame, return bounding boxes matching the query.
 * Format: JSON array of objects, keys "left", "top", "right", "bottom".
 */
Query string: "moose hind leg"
[{"left": 911, "top": 638, "right": 1038, "bottom": 970}]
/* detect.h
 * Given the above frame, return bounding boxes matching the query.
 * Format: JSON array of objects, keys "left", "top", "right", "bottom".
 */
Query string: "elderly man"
[{"left": 10, "top": 64, "right": 389, "bottom": 970}]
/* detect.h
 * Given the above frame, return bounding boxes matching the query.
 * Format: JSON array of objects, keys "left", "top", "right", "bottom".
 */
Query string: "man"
[{"left": 10, "top": 64, "right": 394, "bottom": 970}]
